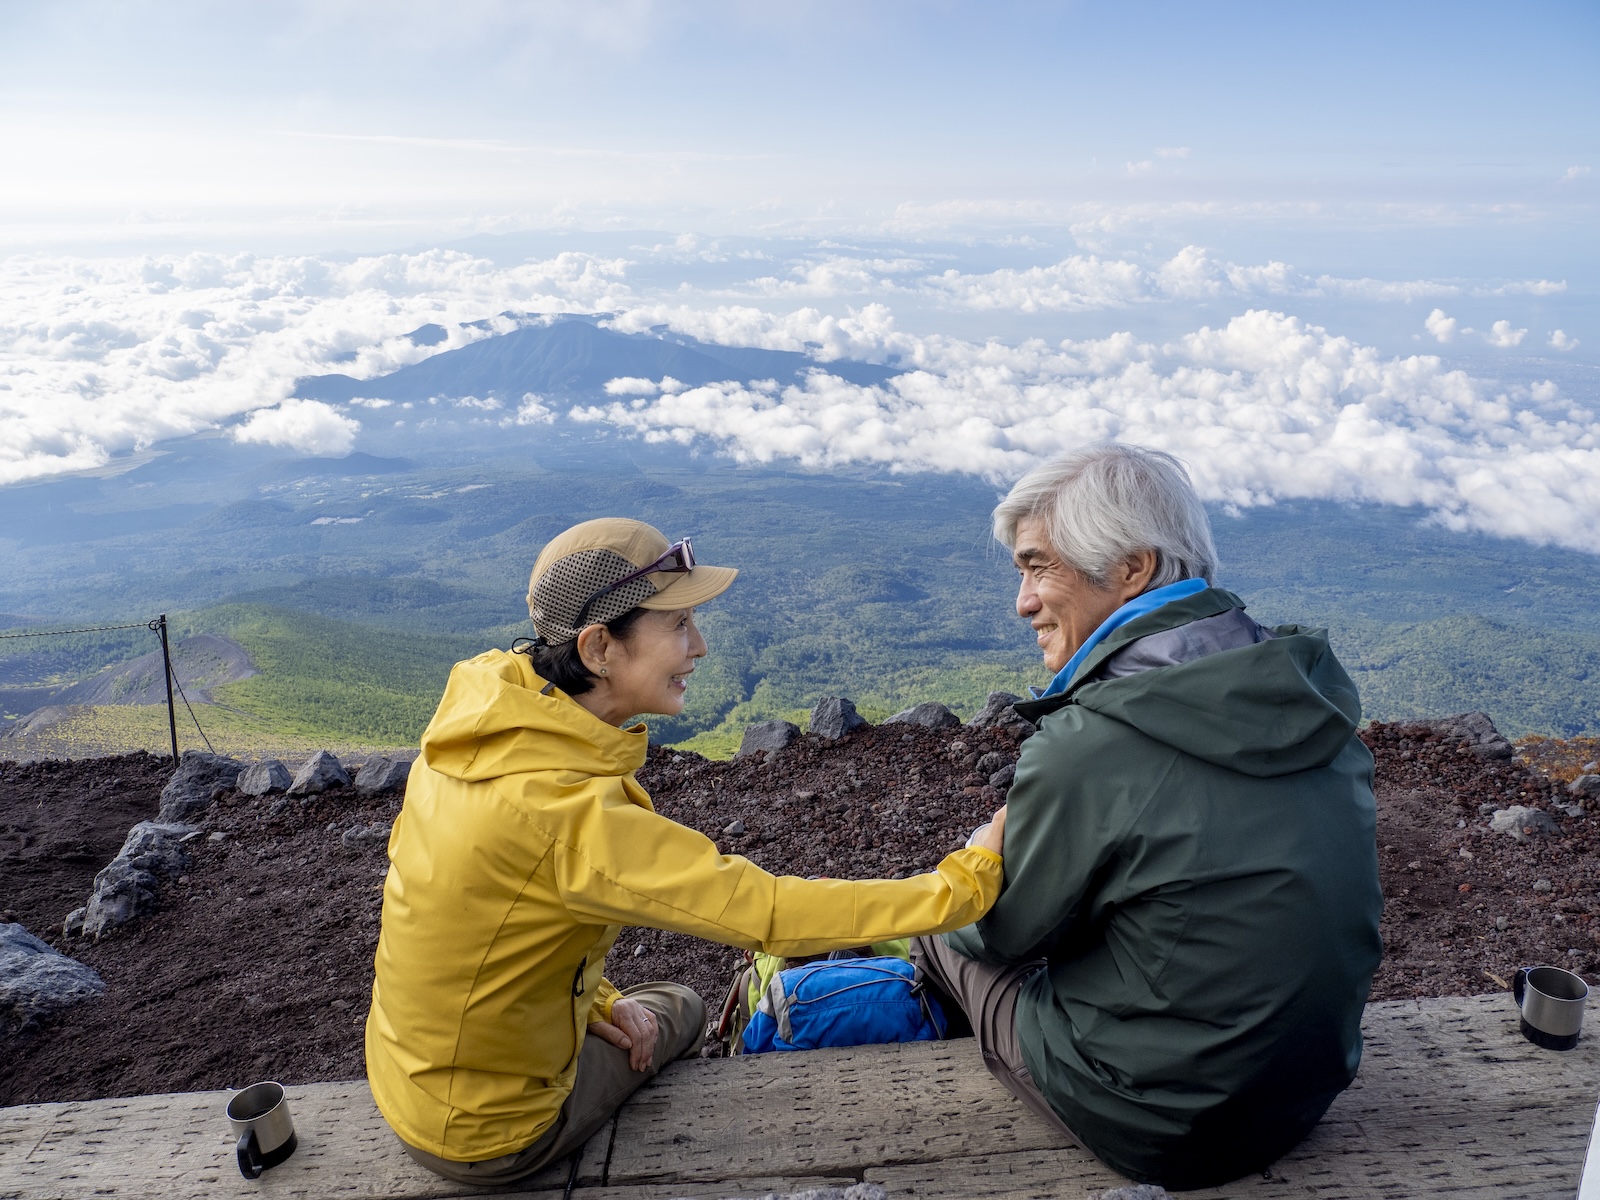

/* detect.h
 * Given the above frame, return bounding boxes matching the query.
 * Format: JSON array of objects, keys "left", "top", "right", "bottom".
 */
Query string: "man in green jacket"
[{"left": 913, "top": 442, "right": 1383, "bottom": 1190}]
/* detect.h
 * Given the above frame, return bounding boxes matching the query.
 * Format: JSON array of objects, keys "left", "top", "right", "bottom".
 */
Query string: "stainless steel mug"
[
  {"left": 226, "top": 1081, "right": 298, "bottom": 1179},
  {"left": 1514, "top": 965, "right": 1588, "bottom": 1051}
]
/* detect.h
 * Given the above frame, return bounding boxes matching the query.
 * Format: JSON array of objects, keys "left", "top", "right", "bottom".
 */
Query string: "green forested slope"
[{"left": 2, "top": 455, "right": 1597, "bottom": 755}]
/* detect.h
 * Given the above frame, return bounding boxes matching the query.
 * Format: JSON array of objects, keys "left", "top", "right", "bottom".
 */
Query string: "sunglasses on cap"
[{"left": 572, "top": 538, "right": 696, "bottom": 630}]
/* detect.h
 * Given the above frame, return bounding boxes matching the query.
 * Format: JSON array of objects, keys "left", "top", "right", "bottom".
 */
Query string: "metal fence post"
[{"left": 153, "top": 614, "right": 179, "bottom": 767}]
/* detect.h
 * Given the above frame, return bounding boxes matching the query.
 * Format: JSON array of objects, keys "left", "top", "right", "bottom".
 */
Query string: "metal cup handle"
[
  {"left": 1514, "top": 966, "right": 1529, "bottom": 1008},
  {"left": 237, "top": 1129, "right": 264, "bottom": 1179}
]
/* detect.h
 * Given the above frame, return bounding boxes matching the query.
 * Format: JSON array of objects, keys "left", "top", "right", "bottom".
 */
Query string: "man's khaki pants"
[
  {"left": 401, "top": 981, "right": 706, "bottom": 1186},
  {"left": 909, "top": 935, "right": 1082, "bottom": 1144}
]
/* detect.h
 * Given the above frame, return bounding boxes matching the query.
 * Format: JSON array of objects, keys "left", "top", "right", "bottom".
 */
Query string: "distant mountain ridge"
[{"left": 293, "top": 317, "right": 901, "bottom": 404}]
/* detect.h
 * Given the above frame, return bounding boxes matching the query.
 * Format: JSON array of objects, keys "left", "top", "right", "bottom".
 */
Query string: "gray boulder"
[
  {"left": 968, "top": 691, "right": 1036, "bottom": 740},
  {"left": 80, "top": 821, "right": 197, "bottom": 938},
  {"left": 237, "top": 759, "right": 292, "bottom": 796},
  {"left": 884, "top": 701, "right": 960, "bottom": 731},
  {"left": 968, "top": 691, "right": 1025, "bottom": 728},
  {"left": 809, "top": 696, "right": 867, "bottom": 740},
  {"left": 355, "top": 756, "right": 413, "bottom": 795},
  {"left": 988, "top": 763, "right": 1017, "bottom": 791},
  {"left": 1416, "top": 711, "right": 1514, "bottom": 760},
  {"left": 341, "top": 822, "right": 392, "bottom": 849},
  {"left": 1568, "top": 774, "right": 1600, "bottom": 798},
  {"left": 1489, "top": 805, "right": 1561, "bottom": 842},
  {"left": 156, "top": 750, "right": 242, "bottom": 822},
  {"left": 287, "top": 750, "right": 352, "bottom": 796},
  {"left": 1, "top": 923, "right": 105, "bottom": 1029},
  {"left": 737, "top": 720, "right": 801, "bottom": 758}
]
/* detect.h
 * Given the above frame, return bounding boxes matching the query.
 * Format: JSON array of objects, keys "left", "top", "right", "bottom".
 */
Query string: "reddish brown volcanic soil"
[{"left": 1, "top": 720, "right": 1595, "bottom": 1106}]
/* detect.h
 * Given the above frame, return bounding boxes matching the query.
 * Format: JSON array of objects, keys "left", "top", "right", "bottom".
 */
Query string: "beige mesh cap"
[{"left": 526, "top": 517, "right": 738, "bottom": 645}]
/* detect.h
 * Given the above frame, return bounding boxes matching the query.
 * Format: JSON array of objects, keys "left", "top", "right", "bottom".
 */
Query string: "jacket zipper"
[{"left": 566, "top": 956, "right": 587, "bottom": 1075}]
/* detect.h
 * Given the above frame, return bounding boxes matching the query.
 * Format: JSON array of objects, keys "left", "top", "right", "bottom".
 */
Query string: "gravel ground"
[{"left": 1, "top": 718, "right": 1595, "bottom": 1105}]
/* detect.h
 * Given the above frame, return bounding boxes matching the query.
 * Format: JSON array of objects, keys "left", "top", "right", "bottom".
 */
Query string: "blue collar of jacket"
[{"left": 1036, "top": 578, "right": 1210, "bottom": 699}]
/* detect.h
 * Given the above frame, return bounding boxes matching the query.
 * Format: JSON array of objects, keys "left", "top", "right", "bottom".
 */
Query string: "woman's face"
[{"left": 578, "top": 607, "right": 707, "bottom": 725}]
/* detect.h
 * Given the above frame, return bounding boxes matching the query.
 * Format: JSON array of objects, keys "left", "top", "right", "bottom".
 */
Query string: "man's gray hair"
[{"left": 993, "top": 443, "right": 1218, "bottom": 588}]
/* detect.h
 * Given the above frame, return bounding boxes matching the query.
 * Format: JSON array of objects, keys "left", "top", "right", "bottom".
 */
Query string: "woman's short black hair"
[{"left": 516, "top": 606, "right": 647, "bottom": 696}]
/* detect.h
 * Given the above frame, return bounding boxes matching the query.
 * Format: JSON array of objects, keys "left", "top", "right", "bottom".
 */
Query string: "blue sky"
[
  {"left": 1, "top": 1, "right": 1597, "bottom": 550},
  {"left": 1, "top": 1, "right": 1594, "bottom": 265}
]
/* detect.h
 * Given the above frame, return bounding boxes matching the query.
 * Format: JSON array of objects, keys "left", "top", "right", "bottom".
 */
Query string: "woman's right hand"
[{"left": 970, "top": 804, "right": 1007, "bottom": 854}]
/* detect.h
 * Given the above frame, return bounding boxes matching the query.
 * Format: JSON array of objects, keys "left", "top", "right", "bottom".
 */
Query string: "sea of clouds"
[{"left": 1, "top": 240, "right": 1595, "bottom": 552}]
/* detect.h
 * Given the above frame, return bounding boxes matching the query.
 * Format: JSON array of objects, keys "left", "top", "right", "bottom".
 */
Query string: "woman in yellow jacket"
[{"left": 366, "top": 518, "right": 1006, "bottom": 1186}]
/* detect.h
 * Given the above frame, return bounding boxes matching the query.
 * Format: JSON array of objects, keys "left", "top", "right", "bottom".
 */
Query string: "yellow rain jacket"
[{"left": 365, "top": 649, "right": 1003, "bottom": 1161}]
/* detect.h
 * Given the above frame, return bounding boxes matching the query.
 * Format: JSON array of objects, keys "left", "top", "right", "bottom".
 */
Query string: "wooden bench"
[{"left": 2, "top": 994, "right": 1594, "bottom": 1199}]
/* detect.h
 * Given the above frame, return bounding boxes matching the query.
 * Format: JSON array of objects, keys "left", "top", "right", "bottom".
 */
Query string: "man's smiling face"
[{"left": 1012, "top": 515, "right": 1135, "bottom": 674}]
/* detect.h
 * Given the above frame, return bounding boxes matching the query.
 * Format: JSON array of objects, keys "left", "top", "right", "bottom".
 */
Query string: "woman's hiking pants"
[
  {"left": 400, "top": 981, "right": 706, "bottom": 1185},
  {"left": 909, "top": 934, "right": 1083, "bottom": 1145}
]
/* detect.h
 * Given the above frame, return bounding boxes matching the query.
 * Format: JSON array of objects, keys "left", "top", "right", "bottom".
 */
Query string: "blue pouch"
[{"left": 740, "top": 956, "right": 947, "bottom": 1054}]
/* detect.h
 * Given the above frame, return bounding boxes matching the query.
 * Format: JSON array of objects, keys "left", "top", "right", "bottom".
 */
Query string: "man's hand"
[
  {"left": 589, "top": 997, "right": 659, "bottom": 1072},
  {"left": 971, "top": 804, "right": 1007, "bottom": 855}
]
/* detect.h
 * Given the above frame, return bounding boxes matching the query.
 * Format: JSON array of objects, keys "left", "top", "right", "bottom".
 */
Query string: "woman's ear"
[{"left": 575, "top": 625, "right": 612, "bottom": 678}]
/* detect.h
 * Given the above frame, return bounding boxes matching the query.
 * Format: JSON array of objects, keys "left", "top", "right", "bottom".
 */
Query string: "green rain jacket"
[{"left": 946, "top": 587, "right": 1383, "bottom": 1189}]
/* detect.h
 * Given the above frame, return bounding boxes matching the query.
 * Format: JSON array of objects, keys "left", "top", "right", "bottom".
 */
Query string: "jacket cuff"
[{"left": 589, "top": 977, "right": 622, "bottom": 1024}]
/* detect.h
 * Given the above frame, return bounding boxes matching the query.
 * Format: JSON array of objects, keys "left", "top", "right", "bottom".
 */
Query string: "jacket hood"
[
  {"left": 420, "top": 649, "right": 649, "bottom": 784},
  {"left": 1018, "top": 589, "right": 1362, "bottom": 778}
]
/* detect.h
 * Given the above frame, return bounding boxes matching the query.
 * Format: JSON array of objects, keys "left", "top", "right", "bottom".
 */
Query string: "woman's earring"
[{"left": 599, "top": 668, "right": 608, "bottom": 675}]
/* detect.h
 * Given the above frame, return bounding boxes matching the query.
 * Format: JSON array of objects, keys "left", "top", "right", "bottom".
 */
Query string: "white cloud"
[
  {"left": 1155, "top": 147, "right": 1192, "bottom": 159},
  {"left": 2, "top": 239, "right": 1593, "bottom": 553},
  {"left": 605, "top": 376, "right": 660, "bottom": 395},
  {"left": 1424, "top": 308, "right": 1457, "bottom": 343},
  {"left": 234, "top": 398, "right": 359, "bottom": 455},
  {"left": 0, "top": 248, "right": 632, "bottom": 484},
  {"left": 1564, "top": 165, "right": 1592, "bottom": 181},
  {"left": 912, "top": 248, "right": 1561, "bottom": 312},
  {"left": 1125, "top": 160, "right": 1155, "bottom": 176},
  {"left": 1484, "top": 320, "right": 1527, "bottom": 348},
  {"left": 573, "top": 309, "right": 1600, "bottom": 554},
  {"left": 511, "top": 394, "right": 555, "bottom": 425},
  {"left": 1550, "top": 330, "right": 1580, "bottom": 351}
]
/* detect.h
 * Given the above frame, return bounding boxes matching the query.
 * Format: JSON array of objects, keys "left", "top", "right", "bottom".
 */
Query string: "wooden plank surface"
[
  {"left": 862, "top": 995, "right": 1599, "bottom": 1200},
  {"left": 0, "top": 1081, "right": 606, "bottom": 1200},
  {"left": 2, "top": 994, "right": 1595, "bottom": 1200},
  {"left": 601, "top": 994, "right": 1599, "bottom": 1191},
  {"left": 603, "top": 1037, "right": 1068, "bottom": 1185}
]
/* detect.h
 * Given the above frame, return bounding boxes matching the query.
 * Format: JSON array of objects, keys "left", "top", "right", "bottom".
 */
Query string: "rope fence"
[
  {"left": 0, "top": 614, "right": 209, "bottom": 768},
  {"left": 0, "top": 621, "right": 155, "bottom": 639}
]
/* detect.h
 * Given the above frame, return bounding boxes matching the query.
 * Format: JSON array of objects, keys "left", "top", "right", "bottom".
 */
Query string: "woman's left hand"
[{"left": 590, "top": 997, "right": 659, "bottom": 1072}]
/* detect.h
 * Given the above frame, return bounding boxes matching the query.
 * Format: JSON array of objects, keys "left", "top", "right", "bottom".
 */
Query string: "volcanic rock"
[
  {"left": 156, "top": 751, "right": 242, "bottom": 822},
  {"left": 237, "top": 759, "right": 292, "bottom": 797},
  {"left": 355, "top": 756, "right": 413, "bottom": 795},
  {"left": 809, "top": 696, "right": 867, "bottom": 740},
  {"left": 287, "top": 751, "right": 352, "bottom": 797},
  {"left": 1417, "top": 711, "right": 1515, "bottom": 760},
  {"left": 737, "top": 720, "right": 801, "bottom": 758},
  {"left": 969, "top": 691, "right": 1024, "bottom": 728},
  {"left": 988, "top": 763, "right": 1017, "bottom": 791},
  {"left": 80, "top": 821, "right": 197, "bottom": 938},
  {"left": 968, "top": 691, "right": 1036, "bottom": 740},
  {"left": 1489, "top": 805, "right": 1560, "bottom": 841},
  {"left": 884, "top": 701, "right": 960, "bottom": 730},
  {"left": 340, "top": 822, "right": 391, "bottom": 849},
  {"left": 0, "top": 923, "right": 105, "bottom": 1030},
  {"left": 1568, "top": 774, "right": 1600, "bottom": 798}
]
